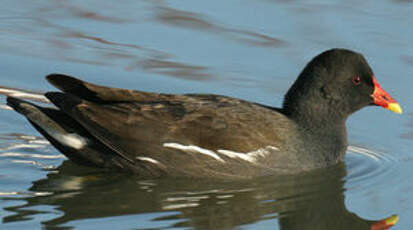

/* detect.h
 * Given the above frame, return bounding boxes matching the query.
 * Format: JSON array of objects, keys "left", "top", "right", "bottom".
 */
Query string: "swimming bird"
[{"left": 7, "top": 48, "right": 402, "bottom": 179}]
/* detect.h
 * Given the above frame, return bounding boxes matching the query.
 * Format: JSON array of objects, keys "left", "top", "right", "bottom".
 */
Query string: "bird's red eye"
[{"left": 352, "top": 76, "right": 361, "bottom": 85}]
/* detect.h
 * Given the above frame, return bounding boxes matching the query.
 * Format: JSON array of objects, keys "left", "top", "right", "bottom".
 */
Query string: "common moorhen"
[{"left": 7, "top": 48, "right": 402, "bottom": 179}]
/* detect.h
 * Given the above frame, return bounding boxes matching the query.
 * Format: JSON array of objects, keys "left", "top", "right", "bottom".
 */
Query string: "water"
[{"left": 0, "top": 0, "right": 412, "bottom": 229}]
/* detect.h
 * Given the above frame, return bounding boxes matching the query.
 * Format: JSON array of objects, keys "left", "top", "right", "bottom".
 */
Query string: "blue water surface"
[{"left": 1, "top": 0, "right": 412, "bottom": 229}]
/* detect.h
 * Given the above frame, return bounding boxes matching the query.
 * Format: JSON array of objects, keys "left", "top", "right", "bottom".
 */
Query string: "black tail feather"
[
  {"left": 45, "top": 92, "right": 83, "bottom": 112},
  {"left": 7, "top": 96, "right": 36, "bottom": 116},
  {"left": 46, "top": 74, "right": 103, "bottom": 103}
]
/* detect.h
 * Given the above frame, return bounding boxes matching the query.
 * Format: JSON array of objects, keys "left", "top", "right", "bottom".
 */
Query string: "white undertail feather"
[
  {"left": 53, "top": 133, "right": 88, "bottom": 150},
  {"left": 20, "top": 103, "right": 88, "bottom": 150}
]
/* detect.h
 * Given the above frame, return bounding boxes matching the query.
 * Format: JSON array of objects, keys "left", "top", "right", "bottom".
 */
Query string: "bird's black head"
[{"left": 283, "top": 48, "right": 401, "bottom": 127}]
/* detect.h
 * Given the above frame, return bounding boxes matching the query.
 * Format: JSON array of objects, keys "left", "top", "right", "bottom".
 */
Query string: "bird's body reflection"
[{"left": 3, "top": 161, "right": 396, "bottom": 229}]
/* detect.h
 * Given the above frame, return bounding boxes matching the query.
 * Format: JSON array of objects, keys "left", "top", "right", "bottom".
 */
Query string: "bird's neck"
[
  {"left": 283, "top": 100, "right": 348, "bottom": 131},
  {"left": 283, "top": 105, "right": 348, "bottom": 163}
]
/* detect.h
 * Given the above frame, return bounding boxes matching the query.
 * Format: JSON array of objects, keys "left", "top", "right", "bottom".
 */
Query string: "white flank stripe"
[
  {"left": 163, "top": 143, "right": 225, "bottom": 162},
  {"left": 217, "top": 149, "right": 257, "bottom": 163},
  {"left": 218, "top": 146, "right": 278, "bottom": 163},
  {"left": 136, "top": 157, "right": 160, "bottom": 165}
]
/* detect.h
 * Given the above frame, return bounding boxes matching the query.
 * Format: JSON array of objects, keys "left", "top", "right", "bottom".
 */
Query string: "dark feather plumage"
[{"left": 7, "top": 49, "right": 398, "bottom": 179}]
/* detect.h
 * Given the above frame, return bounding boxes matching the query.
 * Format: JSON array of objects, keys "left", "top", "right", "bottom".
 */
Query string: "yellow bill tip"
[
  {"left": 371, "top": 215, "right": 399, "bottom": 230},
  {"left": 388, "top": 103, "right": 402, "bottom": 114},
  {"left": 384, "top": 215, "right": 399, "bottom": 225}
]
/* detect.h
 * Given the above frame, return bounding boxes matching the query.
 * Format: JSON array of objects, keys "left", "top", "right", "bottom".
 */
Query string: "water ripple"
[
  {"left": 0, "top": 191, "right": 52, "bottom": 197},
  {"left": 0, "top": 152, "right": 64, "bottom": 159},
  {"left": 345, "top": 145, "right": 398, "bottom": 193},
  {"left": 0, "top": 87, "right": 48, "bottom": 103}
]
